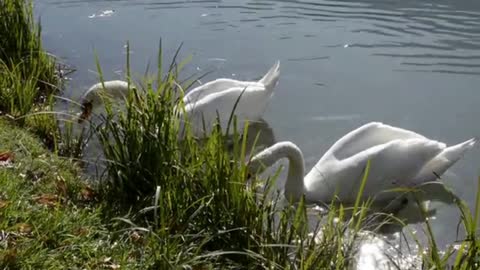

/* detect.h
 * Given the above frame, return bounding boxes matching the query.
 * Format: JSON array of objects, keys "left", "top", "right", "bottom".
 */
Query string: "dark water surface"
[{"left": 36, "top": 0, "right": 480, "bottom": 259}]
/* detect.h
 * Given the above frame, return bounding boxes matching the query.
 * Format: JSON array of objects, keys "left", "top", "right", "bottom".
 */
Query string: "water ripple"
[{"left": 45, "top": 0, "right": 480, "bottom": 74}]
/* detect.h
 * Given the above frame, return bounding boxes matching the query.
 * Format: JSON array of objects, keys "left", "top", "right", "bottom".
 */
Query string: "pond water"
[{"left": 35, "top": 0, "right": 480, "bottom": 266}]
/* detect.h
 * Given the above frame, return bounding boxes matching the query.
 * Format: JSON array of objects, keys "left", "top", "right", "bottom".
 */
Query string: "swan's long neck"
[{"left": 249, "top": 141, "right": 306, "bottom": 201}]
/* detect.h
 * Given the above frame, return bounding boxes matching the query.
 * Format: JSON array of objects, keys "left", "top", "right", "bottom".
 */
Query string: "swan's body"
[
  {"left": 78, "top": 62, "right": 280, "bottom": 135},
  {"left": 178, "top": 61, "right": 280, "bottom": 136},
  {"left": 249, "top": 122, "right": 476, "bottom": 204}
]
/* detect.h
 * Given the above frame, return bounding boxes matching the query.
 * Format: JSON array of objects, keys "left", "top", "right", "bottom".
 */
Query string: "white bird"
[
  {"left": 248, "top": 122, "right": 476, "bottom": 205},
  {"left": 77, "top": 61, "right": 280, "bottom": 137},
  {"left": 178, "top": 61, "right": 280, "bottom": 136},
  {"left": 77, "top": 80, "right": 134, "bottom": 123}
]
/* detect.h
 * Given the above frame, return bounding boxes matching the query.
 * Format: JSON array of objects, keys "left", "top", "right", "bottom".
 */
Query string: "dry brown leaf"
[
  {"left": 0, "top": 200, "right": 8, "bottom": 209},
  {"left": 34, "top": 194, "right": 58, "bottom": 207},
  {"left": 73, "top": 227, "right": 89, "bottom": 237},
  {"left": 80, "top": 185, "right": 96, "bottom": 201},
  {"left": 0, "top": 151, "right": 14, "bottom": 168},
  {"left": 56, "top": 176, "right": 68, "bottom": 197},
  {"left": 0, "top": 151, "right": 14, "bottom": 162},
  {"left": 130, "top": 231, "right": 142, "bottom": 243},
  {"left": 16, "top": 223, "right": 32, "bottom": 235}
]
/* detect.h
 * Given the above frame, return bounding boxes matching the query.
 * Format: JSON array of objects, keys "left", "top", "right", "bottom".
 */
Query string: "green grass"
[
  {"left": 0, "top": 118, "right": 133, "bottom": 269},
  {"left": 0, "top": 0, "right": 59, "bottom": 99},
  {"left": 0, "top": 0, "right": 86, "bottom": 158}
]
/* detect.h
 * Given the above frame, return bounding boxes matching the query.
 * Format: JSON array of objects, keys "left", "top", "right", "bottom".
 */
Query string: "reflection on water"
[{"left": 36, "top": 0, "right": 480, "bottom": 267}]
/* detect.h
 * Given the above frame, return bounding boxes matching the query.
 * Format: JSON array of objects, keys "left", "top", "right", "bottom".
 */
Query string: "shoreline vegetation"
[{"left": 1, "top": 0, "right": 479, "bottom": 268}]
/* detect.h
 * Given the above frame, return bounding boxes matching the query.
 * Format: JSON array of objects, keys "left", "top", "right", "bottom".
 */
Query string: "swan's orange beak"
[{"left": 78, "top": 102, "right": 93, "bottom": 124}]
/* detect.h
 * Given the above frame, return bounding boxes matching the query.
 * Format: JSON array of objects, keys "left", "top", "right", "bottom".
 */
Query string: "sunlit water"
[{"left": 35, "top": 0, "right": 480, "bottom": 268}]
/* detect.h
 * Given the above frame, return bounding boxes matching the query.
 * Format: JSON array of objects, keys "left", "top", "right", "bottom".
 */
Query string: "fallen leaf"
[
  {"left": 73, "top": 227, "right": 89, "bottom": 237},
  {"left": 130, "top": 231, "right": 142, "bottom": 243},
  {"left": 0, "top": 151, "right": 14, "bottom": 168},
  {"left": 0, "top": 151, "right": 14, "bottom": 162},
  {"left": 80, "top": 186, "right": 96, "bottom": 201},
  {"left": 56, "top": 176, "right": 68, "bottom": 197},
  {"left": 34, "top": 194, "right": 58, "bottom": 207},
  {"left": 16, "top": 223, "right": 32, "bottom": 235},
  {"left": 0, "top": 200, "right": 8, "bottom": 209}
]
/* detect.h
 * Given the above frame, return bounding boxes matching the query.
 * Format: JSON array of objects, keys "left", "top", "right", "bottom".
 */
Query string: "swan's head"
[
  {"left": 246, "top": 145, "right": 278, "bottom": 179},
  {"left": 246, "top": 157, "right": 264, "bottom": 180},
  {"left": 77, "top": 80, "right": 135, "bottom": 123},
  {"left": 78, "top": 100, "right": 94, "bottom": 123}
]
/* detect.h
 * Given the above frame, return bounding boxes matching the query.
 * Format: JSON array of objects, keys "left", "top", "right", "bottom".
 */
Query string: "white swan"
[
  {"left": 77, "top": 61, "right": 280, "bottom": 137},
  {"left": 248, "top": 122, "right": 476, "bottom": 204},
  {"left": 178, "top": 61, "right": 280, "bottom": 136}
]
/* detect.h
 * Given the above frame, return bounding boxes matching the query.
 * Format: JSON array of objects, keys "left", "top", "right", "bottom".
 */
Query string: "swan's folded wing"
[
  {"left": 183, "top": 85, "right": 268, "bottom": 134},
  {"left": 183, "top": 79, "right": 260, "bottom": 106},
  {"left": 307, "top": 138, "right": 445, "bottom": 203},
  {"left": 324, "top": 122, "right": 427, "bottom": 161}
]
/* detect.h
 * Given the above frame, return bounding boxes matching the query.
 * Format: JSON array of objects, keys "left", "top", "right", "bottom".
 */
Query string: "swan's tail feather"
[
  {"left": 442, "top": 137, "right": 477, "bottom": 162},
  {"left": 259, "top": 60, "right": 280, "bottom": 95},
  {"left": 414, "top": 138, "right": 476, "bottom": 182}
]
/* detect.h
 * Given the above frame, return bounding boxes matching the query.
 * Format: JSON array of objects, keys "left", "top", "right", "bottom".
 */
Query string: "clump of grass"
[
  {"left": 0, "top": 0, "right": 86, "bottom": 159},
  {"left": 0, "top": 0, "right": 59, "bottom": 98},
  {"left": 416, "top": 178, "right": 480, "bottom": 269}
]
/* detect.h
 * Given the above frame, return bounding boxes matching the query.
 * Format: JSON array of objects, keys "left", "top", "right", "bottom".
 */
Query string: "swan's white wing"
[
  {"left": 305, "top": 138, "right": 445, "bottom": 203},
  {"left": 323, "top": 122, "right": 427, "bottom": 161},
  {"left": 181, "top": 85, "right": 269, "bottom": 135},
  {"left": 183, "top": 79, "right": 259, "bottom": 105}
]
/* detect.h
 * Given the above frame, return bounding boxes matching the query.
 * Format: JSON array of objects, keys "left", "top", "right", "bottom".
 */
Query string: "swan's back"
[
  {"left": 180, "top": 62, "right": 280, "bottom": 136},
  {"left": 183, "top": 79, "right": 257, "bottom": 105},
  {"left": 183, "top": 61, "right": 280, "bottom": 106},
  {"left": 322, "top": 122, "right": 426, "bottom": 161},
  {"left": 182, "top": 85, "right": 269, "bottom": 135}
]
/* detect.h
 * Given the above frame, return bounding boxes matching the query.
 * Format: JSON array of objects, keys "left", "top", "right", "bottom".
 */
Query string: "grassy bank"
[{"left": 0, "top": 119, "right": 124, "bottom": 269}]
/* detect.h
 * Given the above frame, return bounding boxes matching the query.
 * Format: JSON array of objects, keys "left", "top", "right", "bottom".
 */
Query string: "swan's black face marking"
[
  {"left": 401, "top": 197, "right": 409, "bottom": 206},
  {"left": 78, "top": 101, "right": 93, "bottom": 124}
]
